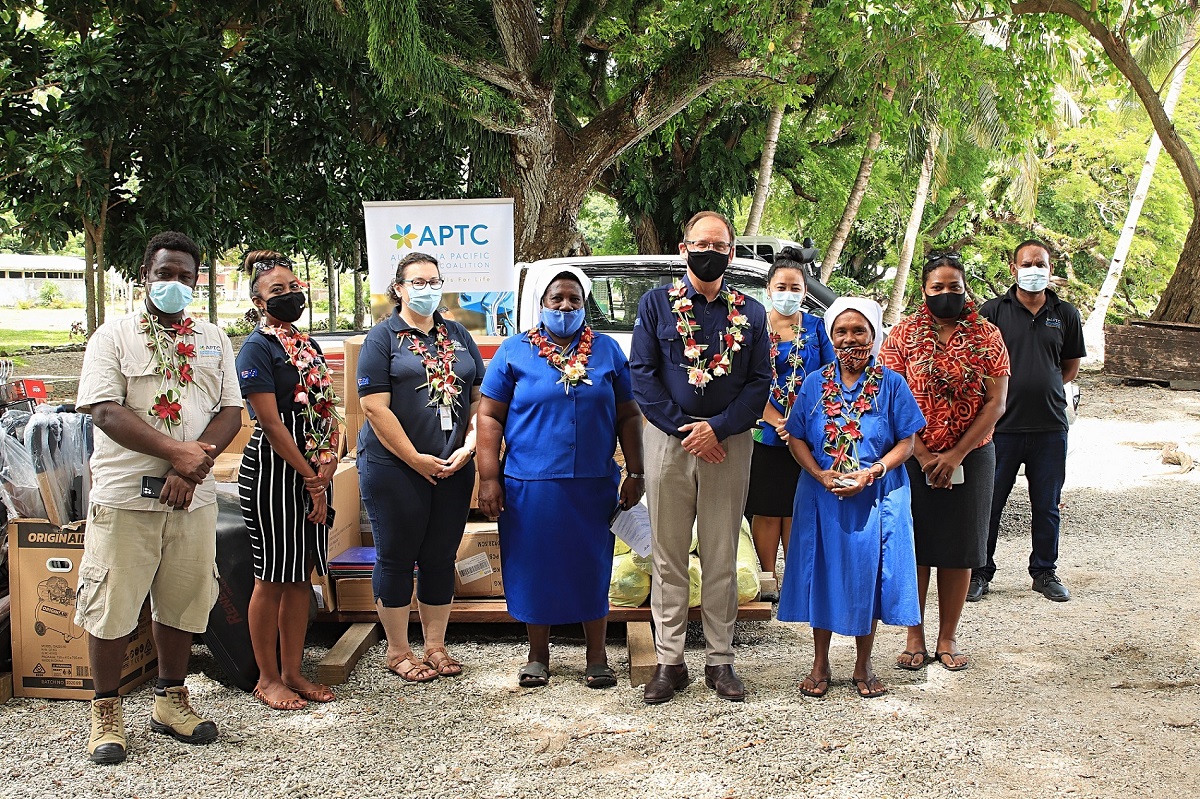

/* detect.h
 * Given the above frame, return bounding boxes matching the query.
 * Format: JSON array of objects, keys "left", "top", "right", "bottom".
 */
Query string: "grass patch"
[{"left": 0, "top": 329, "right": 73, "bottom": 354}]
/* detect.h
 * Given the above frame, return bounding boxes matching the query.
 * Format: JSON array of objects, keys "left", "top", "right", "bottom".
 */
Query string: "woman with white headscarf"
[
  {"left": 477, "top": 268, "right": 645, "bottom": 689},
  {"left": 776, "top": 297, "right": 925, "bottom": 699}
]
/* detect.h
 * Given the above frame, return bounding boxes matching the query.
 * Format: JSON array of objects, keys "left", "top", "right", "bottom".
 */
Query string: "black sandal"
[
  {"left": 853, "top": 675, "right": 887, "bottom": 698},
  {"left": 584, "top": 663, "right": 617, "bottom": 689},
  {"left": 518, "top": 661, "right": 549, "bottom": 688}
]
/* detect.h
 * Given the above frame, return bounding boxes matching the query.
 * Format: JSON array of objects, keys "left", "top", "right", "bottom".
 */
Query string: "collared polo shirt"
[
  {"left": 979, "top": 286, "right": 1085, "bottom": 433},
  {"left": 629, "top": 274, "right": 771, "bottom": 441},
  {"left": 356, "top": 308, "right": 484, "bottom": 461},
  {"left": 76, "top": 311, "right": 243, "bottom": 511},
  {"left": 235, "top": 327, "right": 327, "bottom": 418},
  {"left": 481, "top": 328, "right": 632, "bottom": 480}
]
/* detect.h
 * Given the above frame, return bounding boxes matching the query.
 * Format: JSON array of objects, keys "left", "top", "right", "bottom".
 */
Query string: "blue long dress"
[
  {"left": 776, "top": 359, "right": 926, "bottom": 636},
  {"left": 480, "top": 328, "right": 629, "bottom": 625}
]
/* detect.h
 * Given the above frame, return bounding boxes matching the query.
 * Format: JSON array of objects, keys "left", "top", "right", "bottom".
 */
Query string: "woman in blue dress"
[
  {"left": 777, "top": 297, "right": 925, "bottom": 699},
  {"left": 745, "top": 247, "right": 835, "bottom": 596},
  {"left": 477, "top": 267, "right": 645, "bottom": 689}
]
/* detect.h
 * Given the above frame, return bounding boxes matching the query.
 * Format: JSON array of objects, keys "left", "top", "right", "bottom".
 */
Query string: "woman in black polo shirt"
[{"left": 357, "top": 252, "right": 484, "bottom": 682}]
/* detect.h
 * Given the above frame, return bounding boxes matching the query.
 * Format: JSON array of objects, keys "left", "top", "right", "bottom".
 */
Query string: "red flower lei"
[
  {"left": 398, "top": 324, "right": 461, "bottom": 409},
  {"left": 907, "top": 301, "right": 996, "bottom": 402},
  {"left": 138, "top": 312, "right": 197, "bottom": 429},
  {"left": 820, "top": 360, "right": 883, "bottom": 473},
  {"left": 261, "top": 325, "right": 342, "bottom": 466},
  {"left": 527, "top": 325, "right": 595, "bottom": 394},
  {"left": 667, "top": 280, "right": 750, "bottom": 392},
  {"left": 768, "top": 323, "right": 808, "bottom": 418}
]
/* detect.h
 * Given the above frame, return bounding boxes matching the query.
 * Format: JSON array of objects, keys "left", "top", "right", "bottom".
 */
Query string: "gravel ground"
[{"left": 1, "top": 371, "right": 1199, "bottom": 798}]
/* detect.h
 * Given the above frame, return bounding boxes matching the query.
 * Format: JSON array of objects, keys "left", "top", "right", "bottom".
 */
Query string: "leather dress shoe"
[
  {"left": 643, "top": 664, "right": 689, "bottom": 704},
  {"left": 704, "top": 664, "right": 745, "bottom": 702},
  {"left": 966, "top": 574, "right": 989, "bottom": 602},
  {"left": 1032, "top": 571, "right": 1071, "bottom": 602}
]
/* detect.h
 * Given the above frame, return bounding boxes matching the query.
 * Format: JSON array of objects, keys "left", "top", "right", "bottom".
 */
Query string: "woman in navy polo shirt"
[
  {"left": 236, "top": 251, "right": 341, "bottom": 710},
  {"left": 476, "top": 268, "right": 645, "bottom": 689},
  {"left": 357, "top": 252, "right": 484, "bottom": 683}
]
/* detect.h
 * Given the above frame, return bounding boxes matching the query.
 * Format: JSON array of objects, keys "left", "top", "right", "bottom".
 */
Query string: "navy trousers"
[{"left": 977, "top": 430, "right": 1068, "bottom": 580}]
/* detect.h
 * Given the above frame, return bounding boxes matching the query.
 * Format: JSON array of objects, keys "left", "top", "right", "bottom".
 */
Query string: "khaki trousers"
[{"left": 644, "top": 423, "right": 753, "bottom": 665}]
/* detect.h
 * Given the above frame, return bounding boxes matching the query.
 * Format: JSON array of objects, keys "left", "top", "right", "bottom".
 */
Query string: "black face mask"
[
  {"left": 688, "top": 250, "right": 729, "bottom": 283},
  {"left": 264, "top": 291, "right": 306, "bottom": 323},
  {"left": 925, "top": 291, "right": 966, "bottom": 320}
]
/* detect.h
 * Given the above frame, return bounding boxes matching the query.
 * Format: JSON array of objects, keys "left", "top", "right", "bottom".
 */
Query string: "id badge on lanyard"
[{"left": 439, "top": 405, "right": 453, "bottom": 432}]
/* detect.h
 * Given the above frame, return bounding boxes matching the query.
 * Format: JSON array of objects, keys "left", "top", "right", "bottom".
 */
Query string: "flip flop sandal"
[
  {"left": 253, "top": 686, "right": 308, "bottom": 711},
  {"left": 386, "top": 651, "right": 438, "bottom": 683},
  {"left": 853, "top": 676, "right": 888, "bottom": 698},
  {"left": 287, "top": 683, "right": 336, "bottom": 702},
  {"left": 518, "top": 661, "right": 550, "bottom": 688},
  {"left": 423, "top": 646, "right": 464, "bottom": 677},
  {"left": 935, "top": 650, "right": 969, "bottom": 671},
  {"left": 584, "top": 663, "right": 617, "bottom": 689},
  {"left": 896, "top": 650, "right": 930, "bottom": 670},
  {"left": 799, "top": 675, "right": 831, "bottom": 698}
]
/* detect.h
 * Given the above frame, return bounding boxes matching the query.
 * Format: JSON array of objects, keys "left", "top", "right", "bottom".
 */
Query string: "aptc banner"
[{"left": 363, "top": 199, "right": 516, "bottom": 334}]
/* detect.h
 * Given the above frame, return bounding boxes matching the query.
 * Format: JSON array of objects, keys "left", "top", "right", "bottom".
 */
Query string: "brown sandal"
[
  {"left": 423, "top": 646, "right": 464, "bottom": 677},
  {"left": 386, "top": 651, "right": 438, "bottom": 683},
  {"left": 253, "top": 685, "right": 308, "bottom": 711},
  {"left": 287, "top": 682, "right": 336, "bottom": 702}
]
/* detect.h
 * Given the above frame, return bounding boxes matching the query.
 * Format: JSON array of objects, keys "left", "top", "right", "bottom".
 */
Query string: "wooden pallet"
[
  {"left": 0, "top": 672, "right": 12, "bottom": 705},
  {"left": 314, "top": 600, "right": 774, "bottom": 685}
]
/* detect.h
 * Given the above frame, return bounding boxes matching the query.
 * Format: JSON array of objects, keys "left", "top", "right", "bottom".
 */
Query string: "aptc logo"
[
  {"left": 391, "top": 224, "right": 418, "bottom": 250},
  {"left": 390, "top": 222, "right": 491, "bottom": 250}
]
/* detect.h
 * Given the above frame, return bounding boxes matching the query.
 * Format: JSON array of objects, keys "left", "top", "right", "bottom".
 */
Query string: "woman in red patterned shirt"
[{"left": 878, "top": 253, "right": 1010, "bottom": 672}]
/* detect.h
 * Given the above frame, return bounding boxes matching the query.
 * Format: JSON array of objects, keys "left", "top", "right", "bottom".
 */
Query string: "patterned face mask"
[{"left": 836, "top": 343, "right": 872, "bottom": 372}]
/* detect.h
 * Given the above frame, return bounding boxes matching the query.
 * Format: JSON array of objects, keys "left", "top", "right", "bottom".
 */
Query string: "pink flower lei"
[
  {"left": 668, "top": 280, "right": 750, "bottom": 392},
  {"left": 819, "top": 360, "right": 883, "bottom": 473},
  {"left": 398, "top": 324, "right": 461, "bottom": 409},
  {"left": 261, "top": 325, "right": 342, "bottom": 465}
]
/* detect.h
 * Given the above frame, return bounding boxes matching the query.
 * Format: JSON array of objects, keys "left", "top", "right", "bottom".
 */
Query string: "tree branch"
[{"left": 492, "top": 0, "right": 542, "bottom": 76}]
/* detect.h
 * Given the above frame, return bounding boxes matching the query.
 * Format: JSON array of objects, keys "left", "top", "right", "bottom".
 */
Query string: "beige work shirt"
[{"left": 77, "top": 311, "right": 243, "bottom": 511}]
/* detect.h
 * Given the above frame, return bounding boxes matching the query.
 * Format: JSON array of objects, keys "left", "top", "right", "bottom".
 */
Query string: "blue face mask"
[
  {"left": 405, "top": 285, "right": 443, "bottom": 317},
  {"left": 770, "top": 291, "right": 804, "bottom": 317},
  {"left": 1016, "top": 267, "right": 1050, "bottom": 293},
  {"left": 148, "top": 280, "right": 193, "bottom": 314},
  {"left": 541, "top": 308, "right": 586, "bottom": 338}
]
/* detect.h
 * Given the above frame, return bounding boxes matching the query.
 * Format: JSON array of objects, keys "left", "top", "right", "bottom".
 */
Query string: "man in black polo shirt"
[{"left": 971, "top": 239, "right": 1085, "bottom": 603}]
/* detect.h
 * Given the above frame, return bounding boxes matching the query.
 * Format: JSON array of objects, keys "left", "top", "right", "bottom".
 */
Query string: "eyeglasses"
[
  {"left": 925, "top": 251, "right": 962, "bottom": 264},
  {"left": 401, "top": 278, "right": 444, "bottom": 290},
  {"left": 684, "top": 240, "right": 733, "bottom": 254},
  {"left": 253, "top": 257, "right": 293, "bottom": 274}
]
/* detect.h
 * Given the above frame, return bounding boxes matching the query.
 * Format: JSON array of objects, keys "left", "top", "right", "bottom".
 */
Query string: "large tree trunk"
[
  {"left": 744, "top": 103, "right": 785, "bottom": 236},
  {"left": 885, "top": 134, "right": 937, "bottom": 325},
  {"left": 208, "top": 254, "right": 218, "bottom": 324},
  {"left": 632, "top": 211, "right": 664, "bottom": 255},
  {"left": 1085, "top": 25, "right": 1195, "bottom": 361},
  {"left": 1011, "top": 2, "right": 1200, "bottom": 324}
]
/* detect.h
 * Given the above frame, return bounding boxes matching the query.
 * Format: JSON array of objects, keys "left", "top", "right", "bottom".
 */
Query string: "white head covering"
[
  {"left": 823, "top": 297, "right": 884, "bottom": 358},
  {"left": 529, "top": 266, "right": 592, "bottom": 323}
]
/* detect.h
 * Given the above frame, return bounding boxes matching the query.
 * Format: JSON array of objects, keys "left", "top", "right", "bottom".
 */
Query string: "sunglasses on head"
[
  {"left": 925, "top": 251, "right": 962, "bottom": 265},
  {"left": 253, "top": 257, "right": 293, "bottom": 274}
]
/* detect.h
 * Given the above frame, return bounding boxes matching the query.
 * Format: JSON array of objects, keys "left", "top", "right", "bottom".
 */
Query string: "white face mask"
[
  {"left": 770, "top": 291, "right": 804, "bottom": 317},
  {"left": 1016, "top": 266, "right": 1050, "bottom": 292}
]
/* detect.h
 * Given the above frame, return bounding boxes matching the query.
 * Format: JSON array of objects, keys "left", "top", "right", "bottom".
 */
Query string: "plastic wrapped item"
[
  {"left": 735, "top": 523, "right": 760, "bottom": 605},
  {"left": 0, "top": 427, "right": 47, "bottom": 519},
  {"left": 25, "top": 411, "right": 85, "bottom": 527},
  {"left": 613, "top": 537, "right": 631, "bottom": 557},
  {"left": 0, "top": 409, "right": 32, "bottom": 441},
  {"left": 687, "top": 555, "right": 702, "bottom": 607},
  {"left": 609, "top": 554, "right": 651, "bottom": 607}
]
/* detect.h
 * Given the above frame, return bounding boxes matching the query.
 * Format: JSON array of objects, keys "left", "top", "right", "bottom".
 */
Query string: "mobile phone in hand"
[
  {"left": 609, "top": 503, "right": 624, "bottom": 526},
  {"left": 833, "top": 477, "right": 857, "bottom": 488},
  {"left": 141, "top": 476, "right": 166, "bottom": 499}
]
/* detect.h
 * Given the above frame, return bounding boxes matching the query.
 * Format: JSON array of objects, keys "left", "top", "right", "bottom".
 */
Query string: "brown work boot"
[
  {"left": 150, "top": 686, "right": 218, "bottom": 744},
  {"left": 88, "top": 696, "right": 127, "bottom": 764}
]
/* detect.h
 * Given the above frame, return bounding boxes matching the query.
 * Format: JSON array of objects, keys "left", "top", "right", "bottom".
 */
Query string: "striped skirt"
[{"left": 238, "top": 412, "right": 331, "bottom": 583}]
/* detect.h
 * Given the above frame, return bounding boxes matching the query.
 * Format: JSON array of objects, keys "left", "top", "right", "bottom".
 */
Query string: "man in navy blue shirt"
[
  {"left": 972, "top": 239, "right": 1085, "bottom": 603},
  {"left": 630, "top": 211, "right": 770, "bottom": 704}
]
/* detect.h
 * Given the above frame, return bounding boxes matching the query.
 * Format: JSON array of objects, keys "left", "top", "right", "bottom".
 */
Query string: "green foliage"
[{"left": 36, "top": 281, "right": 63, "bottom": 308}]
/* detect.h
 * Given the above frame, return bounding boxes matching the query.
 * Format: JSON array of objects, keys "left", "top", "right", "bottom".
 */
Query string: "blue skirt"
[{"left": 500, "top": 474, "right": 620, "bottom": 625}]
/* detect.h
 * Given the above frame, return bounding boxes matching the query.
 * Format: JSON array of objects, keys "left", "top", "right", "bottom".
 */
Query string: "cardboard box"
[
  {"left": 213, "top": 407, "right": 255, "bottom": 483},
  {"left": 310, "top": 459, "right": 362, "bottom": 611},
  {"left": 330, "top": 577, "right": 375, "bottom": 612},
  {"left": 8, "top": 519, "right": 157, "bottom": 699},
  {"left": 453, "top": 523, "right": 503, "bottom": 598},
  {"left": 341, "top": 335, "right": 368, "bottom": 456}
]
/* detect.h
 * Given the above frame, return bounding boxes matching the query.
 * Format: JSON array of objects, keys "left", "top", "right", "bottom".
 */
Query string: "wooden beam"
[
  {"left": 0, "top": 672, "right": 12, "bottom": 705},
  {"left": 316, "top": 622, "right": 380, "bottom": 686},
  {"left": 314, "top": 601, "right": 774, "bottom": 625},
  {"left": 625, "top": 622, "right": 657, "bottom": 687}
]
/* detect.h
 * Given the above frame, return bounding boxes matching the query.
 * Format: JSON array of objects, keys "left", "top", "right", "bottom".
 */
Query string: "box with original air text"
[
  {"left": 453, "top": 523, "right": 504, "bottom": 598},
  {"left": 8, "top": 519, "right": 157, "bottom": 700}
]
